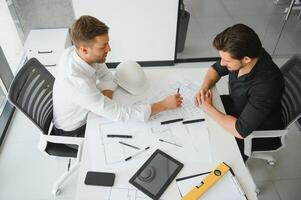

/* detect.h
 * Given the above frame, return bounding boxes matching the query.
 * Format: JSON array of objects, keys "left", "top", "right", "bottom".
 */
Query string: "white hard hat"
[{"left": 114, "top": 61, "right": 149, "bottom": 95}]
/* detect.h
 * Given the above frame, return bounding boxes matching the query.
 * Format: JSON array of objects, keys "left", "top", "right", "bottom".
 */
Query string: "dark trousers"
[
  {"left": 52, "top": 124, "right": 86, "bottom": 149},
  {"left": 220, "top": 95, "right": 281, "bottom": 162}
]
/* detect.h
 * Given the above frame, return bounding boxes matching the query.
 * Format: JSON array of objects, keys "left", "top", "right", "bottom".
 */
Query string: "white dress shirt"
[{"left": 53, "top": 46, "right": 151, "bottom": 131}]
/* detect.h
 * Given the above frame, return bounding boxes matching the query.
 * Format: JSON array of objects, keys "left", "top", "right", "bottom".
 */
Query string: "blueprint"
[
  {"left": 113, "top": 73, "right": 205, "bottom": 123},
  {"left": 97, "top": 118, "right": 212, "bottom": 166},
  {"left": 98, "top": 121, "right": 179, "bottom": 165},
  {"left": 106, "top": 187, "right": 154, "bottom": 200},
  {"left": 89, "top": 73, "right": 212, "bottom": 168}
]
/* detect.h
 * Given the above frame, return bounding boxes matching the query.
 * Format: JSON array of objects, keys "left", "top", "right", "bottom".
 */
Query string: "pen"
[
  {"left": 182, "top": 118, "right": 205, "bottom": 124},
  {"left": 125, "top": 147, "right": 150, "bottom": 161},
  {"left": 119, "top": 141, "right": 140, "bottom": 150},
  {"left": 177, "top": 88, "right": 180, "bottom": 93},
  {"left": 67, "top": 158, "right": 71, "bottom": 171},
  {"left": 159, "top": 139, "right": 183, "bottom": 148},
  {"left": 161, "top": 118, "right": 183, "bottom": 125},
  {"left": 107, "top": 134, "right": 132, "bottom": 138}
]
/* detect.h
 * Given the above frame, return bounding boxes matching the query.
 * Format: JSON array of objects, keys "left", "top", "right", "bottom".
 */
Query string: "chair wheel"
[
  {"left": 56, "top": 189, "right": 61, "bottom": 196},
  {"left": 52, "top": 188, "right": 61, "bottom": 196},
  {"left": 267, "top": 160, "right": 276, "bottom": 166}
]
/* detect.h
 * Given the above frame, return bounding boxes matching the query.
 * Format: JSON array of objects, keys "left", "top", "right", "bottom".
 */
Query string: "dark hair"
[
  {"left": 70, "top": 15, "right": 109, "bottom": 49},
  {"left": 213, "top": 24, "right": 262, "bottom": 60}
]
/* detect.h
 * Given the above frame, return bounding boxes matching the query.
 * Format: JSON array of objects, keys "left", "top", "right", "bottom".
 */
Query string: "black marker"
[
  {"left": 67, "top": 158, "right": 71, "bottom": 171},
  {"left": 119, "top": 141, "right": 140, "bottom": 150},
  {"left": 107, "top": 134, "right": 132, "bottom": 138},
  {"left": 177, "top": 88, "right": 180, "bottom": 93},
  {"left": 182, "top": 118, "right": 205, "bottom": 124},
  {"left": 161, "top": 118, "right": 183, "bottom": 125},
  {"left": 159, "top": 139, "right": 183, "bottom": 148}
]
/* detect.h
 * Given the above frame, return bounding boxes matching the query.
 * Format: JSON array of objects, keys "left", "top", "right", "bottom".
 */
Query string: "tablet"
[{"left": 129, "top": 149, "right": 183, "bottom": 200}]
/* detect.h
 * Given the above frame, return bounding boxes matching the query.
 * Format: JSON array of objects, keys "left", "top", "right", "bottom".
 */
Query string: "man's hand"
[
  {"left": 150, "top": 93, "right": 183, "bottom": 117},
  {"left": 195, "top": 67, "right": 221, "bottom": 106},
  {"left": 194, "top": 87, "right": 209, "bottom": 106},
  {"left": 199, "top": 89, "right": 213, "bottom": 112},
  {"left": 197, "top": 89, "right": 243, "bottom": 139},
  {"left": 102, "top": 90, "right": 113, "bottom": 99},
  {"left": 161, "top": 93, "right": 183, "bottom": 110}
]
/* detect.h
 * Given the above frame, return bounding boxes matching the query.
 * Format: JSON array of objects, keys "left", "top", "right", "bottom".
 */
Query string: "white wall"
[
  {"left": 72, "top": 0, "right": 179, "bottom": 63},
  {"left": 0, "top": 0, "right": 24, "bottom": 73}
]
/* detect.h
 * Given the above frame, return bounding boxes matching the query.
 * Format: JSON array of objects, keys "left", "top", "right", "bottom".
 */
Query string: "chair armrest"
[
  {"left": 40, "top": 134, "right": 84, "bottom": 146},
  {"left": 247, "top": 130, "right": 288, "bottom": 139},
  {"left": 38, "top": 135, "right": 85, "bottom": 159},
  {"left": 244, "top": 130, "right": 288, "bottom": 157}
]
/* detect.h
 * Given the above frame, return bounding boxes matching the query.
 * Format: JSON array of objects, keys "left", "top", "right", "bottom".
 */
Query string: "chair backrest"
[
  {"left": 8, "top": 58, "right": 55, "bottom": 134},
  {"left": 281, "top": 55, "right": 301, "bottom": 128}
]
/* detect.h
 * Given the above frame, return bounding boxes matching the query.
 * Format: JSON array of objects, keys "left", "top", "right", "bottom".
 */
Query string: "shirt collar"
[
  {"left": 245, "top": 48, "right": 265, "bottom": 78},
  {"left": 236, "top": 48, "right": 265, "bottom": 80},
  {"left": 72, "top": 47, "right": 96, "bottom": 77}
]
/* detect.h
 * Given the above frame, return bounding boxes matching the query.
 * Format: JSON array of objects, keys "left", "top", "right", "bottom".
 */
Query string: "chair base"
[
  {"left": 251, "top": 152, "right": 277, "bottom": 167},
  {"left": 52, "top": 160, "right": 80, "bottom": 196},
  {"left": 267, "top": 160, "right": 277, "bottom": 166}
]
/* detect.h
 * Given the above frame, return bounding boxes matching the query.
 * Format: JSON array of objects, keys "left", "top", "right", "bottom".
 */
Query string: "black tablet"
[{"left": 129, "top": 149, "right": 183, "bottom": 200}]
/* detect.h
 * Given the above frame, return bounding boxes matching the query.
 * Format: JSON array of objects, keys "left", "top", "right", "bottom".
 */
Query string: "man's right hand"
[
  {"left": 161, "top": 93, "right": 183, "bottom": 110},
  {"left": 150, "top": 93, "right": 183, "bottom": 117}
]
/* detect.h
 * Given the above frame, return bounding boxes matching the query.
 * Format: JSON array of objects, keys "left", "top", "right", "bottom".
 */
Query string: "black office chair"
[
  {"left": 244, "top": 55, "right": 301, "bottom": 166},
  {"left": 8, "top": 58, "right": 84, "bottom": 195}
]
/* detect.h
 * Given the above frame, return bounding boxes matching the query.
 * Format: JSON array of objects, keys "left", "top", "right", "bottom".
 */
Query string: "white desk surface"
[{"left": 75, "top": 66, "right": 258, "bottom": 200}]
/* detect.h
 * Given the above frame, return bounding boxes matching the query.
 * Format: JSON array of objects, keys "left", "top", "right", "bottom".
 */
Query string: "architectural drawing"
[{"left": 107, "top": 187, "right": 160, "bottom": 200}]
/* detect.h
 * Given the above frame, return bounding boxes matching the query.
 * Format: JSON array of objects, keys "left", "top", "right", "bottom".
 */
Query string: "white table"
[{"left": 75, "top": 67, "right": 258, "bottom": 200}]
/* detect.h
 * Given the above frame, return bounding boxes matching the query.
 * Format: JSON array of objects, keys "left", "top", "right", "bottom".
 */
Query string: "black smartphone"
[{"left": 84, "top": 171, "right": 115, "bottom": 186}]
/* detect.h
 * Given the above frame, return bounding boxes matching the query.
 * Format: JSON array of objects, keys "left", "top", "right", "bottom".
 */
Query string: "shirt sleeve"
[
  {"left": 95, "top": 63, "right": 117, "bottom": 91},
  {"left": 72, "top": 78, "right": 151, "bottom": 122},
  {"left": 235, "top": 80, "right": 283, "bottom": 137},
  {"left": 211, "top": 59, "right": 229, "bottom": 77}
]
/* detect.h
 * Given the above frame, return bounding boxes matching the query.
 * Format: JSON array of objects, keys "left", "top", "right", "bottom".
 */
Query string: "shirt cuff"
[{"left": 143, "top": 104, "right": 152, "bottom": 121}]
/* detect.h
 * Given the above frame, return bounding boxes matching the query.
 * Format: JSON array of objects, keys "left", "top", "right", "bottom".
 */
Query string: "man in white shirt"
[{"left": 53, "top": 15, "right": 183, "bottom": 138}]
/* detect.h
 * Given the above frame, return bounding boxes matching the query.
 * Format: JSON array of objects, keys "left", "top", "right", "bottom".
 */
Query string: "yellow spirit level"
[{"left": 181, "top": 162, "right": 230, "bottom": 200}]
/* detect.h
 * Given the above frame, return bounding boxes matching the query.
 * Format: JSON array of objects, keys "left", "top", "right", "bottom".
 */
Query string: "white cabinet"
[{"left": 24, "top": 28, "right": 71, "bottom": 76}]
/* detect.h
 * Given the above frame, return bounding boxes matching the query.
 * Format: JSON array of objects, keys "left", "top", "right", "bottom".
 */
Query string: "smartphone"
[{"left": 84, "top": 171, "right": 115, "bottom": 186}]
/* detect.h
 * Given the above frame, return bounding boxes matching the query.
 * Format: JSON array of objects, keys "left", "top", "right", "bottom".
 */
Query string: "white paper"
[
  {"left": 95, "top": 119, "right": 212, "bottom": 166},
  {"left": 106, "top": 186, "right": 153, "bottom": 200},
  {"left": 99, "top": 121, "right": 151, "bottom": 165},
  {"left": 88, "top": 73, "right": 212, "bottom": 169},
  {"left": 113, "top": 73, "right": 206, "bottom": 123}
]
